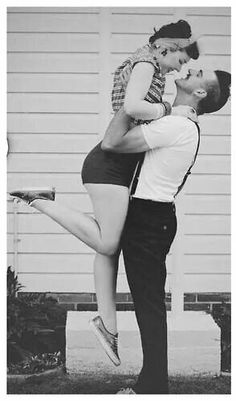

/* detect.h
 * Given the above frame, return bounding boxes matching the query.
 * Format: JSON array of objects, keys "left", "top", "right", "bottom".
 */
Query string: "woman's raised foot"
[{"left": 9, "top": 187, "right": 56, "bottom": 205}]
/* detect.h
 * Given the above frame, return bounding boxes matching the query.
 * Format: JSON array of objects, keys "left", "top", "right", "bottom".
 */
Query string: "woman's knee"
[{"left": 97, "top": 238, "right": 120, "bottom": 256}]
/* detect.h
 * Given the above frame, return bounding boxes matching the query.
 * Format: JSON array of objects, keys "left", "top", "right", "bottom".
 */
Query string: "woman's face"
[{"left": 158, "top": 49, "right": 190, "bottom": 75}]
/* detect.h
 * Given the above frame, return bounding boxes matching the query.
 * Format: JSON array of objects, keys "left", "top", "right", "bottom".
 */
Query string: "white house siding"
[{"left": 7, "top": 7, "right": 231, "bottom": 296}]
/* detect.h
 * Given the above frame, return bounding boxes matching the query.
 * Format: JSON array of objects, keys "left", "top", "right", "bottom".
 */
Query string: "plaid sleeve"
[
  {"left": 132, "top": 46, "right": 159, "bottom": 71},
  {"left": 111, "top": 45, "right": 161, "bottom": 113}
]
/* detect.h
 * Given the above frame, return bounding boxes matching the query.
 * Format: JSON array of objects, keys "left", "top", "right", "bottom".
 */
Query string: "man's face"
[{"left": 175, "top": 69, "right": 218, "bottom": 94}]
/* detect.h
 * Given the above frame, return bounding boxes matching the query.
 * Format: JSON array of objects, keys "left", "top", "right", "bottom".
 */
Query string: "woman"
[{"left": 10, "top": 20, "right": 199, "bottom": 366}]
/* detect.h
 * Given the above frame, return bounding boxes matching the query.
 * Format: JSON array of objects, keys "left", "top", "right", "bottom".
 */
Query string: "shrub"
[
  {"left": 7, "top": 266, "right": 66, "bottom": 366},
  {"left": 8, "top": 351, "right": 64, "bottom": 374}
]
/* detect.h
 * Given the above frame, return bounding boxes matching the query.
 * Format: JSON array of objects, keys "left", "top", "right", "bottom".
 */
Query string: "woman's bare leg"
[
  {"left": 31, "top": 184, "right": 129, "bottom": 334},
  {"left": 31, "top": 184, "right": 129, "bottom": 255},
  {"left": 85, "top": 184, "right": 129, "bottom": 335},
  {"left": 94, "top": 252, "right": 119, "bottom": 335}
]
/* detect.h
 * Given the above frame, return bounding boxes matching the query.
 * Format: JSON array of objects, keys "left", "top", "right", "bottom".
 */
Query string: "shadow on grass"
[{"left": 7, "top": 371, "right": 231, "bottom": 394}]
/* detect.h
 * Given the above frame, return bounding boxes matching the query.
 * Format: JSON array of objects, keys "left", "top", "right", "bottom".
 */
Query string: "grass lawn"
[{"left": 7, "top": 371, "right": 231, "bottom": 394}]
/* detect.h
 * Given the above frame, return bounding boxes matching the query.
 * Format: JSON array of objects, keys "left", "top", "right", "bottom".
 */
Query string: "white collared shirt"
[{"left": 133, "top": 115, "right": 199, "bottom": 202}]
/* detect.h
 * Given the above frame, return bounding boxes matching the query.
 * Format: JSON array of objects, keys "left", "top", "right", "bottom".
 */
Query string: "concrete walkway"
[{"left": 66, "top": 311, "right": 220, "bottom": 376}]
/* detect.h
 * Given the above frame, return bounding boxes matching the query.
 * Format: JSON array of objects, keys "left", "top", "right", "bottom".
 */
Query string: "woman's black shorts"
[{"left": 81, "top": 141, "right": 143, "bottom": 188}]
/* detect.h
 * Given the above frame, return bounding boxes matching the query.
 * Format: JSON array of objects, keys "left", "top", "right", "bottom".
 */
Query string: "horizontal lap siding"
[
  {"left": 7, "top": 12, "right": 100, "bottom": 32},
  {"left": 7, "top": 7, "right": 231, "bottom": 294},
  {"left": 8, "top": 93, "right": 99, "bottom": 113},
  {"left": 7, "top": 74, "right": 99, "bottom": 92},
  {"left": 7, "top": 7, "right": 103, "bottom": 292},
  {"left": 8, "top": 116, "right": 99, "bottom": 134},
  {"left": 8, "top": 53, "right": 100, "bottom": 73},
  {"left": 8, "top": 33, "right": 100, "bottom": 52}
]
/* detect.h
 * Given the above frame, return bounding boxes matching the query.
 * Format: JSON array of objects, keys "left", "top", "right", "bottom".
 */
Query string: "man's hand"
[
  {"left": 101, "top": 107, "right": 132, "bottom": 151},
  {"left": 101, "top": 107, "right": 150, "bottom": 153}
]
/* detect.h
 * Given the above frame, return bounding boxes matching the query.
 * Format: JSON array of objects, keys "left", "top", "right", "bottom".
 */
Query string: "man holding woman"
[
  {"left": 10, "top": 64, "right": 231, "bottom": 394},
  {"left": 10, "top": 19, "right": 199, "bottom": 366}
]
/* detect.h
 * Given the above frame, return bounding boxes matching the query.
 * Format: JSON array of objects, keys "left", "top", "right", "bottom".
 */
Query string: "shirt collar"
[{"left": 187, "top": 107, "right": 199, "bottom": 123}]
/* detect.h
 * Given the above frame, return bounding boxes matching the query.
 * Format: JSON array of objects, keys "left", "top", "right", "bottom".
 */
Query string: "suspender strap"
[
  {"left": 130, "top": 153, "right": 145, "bottom": 196},
  {"left": 130, "top": 122, "right": 200, "bottom": 199},
  {"left": 174, "top": 122, "right": 200, "bottom": 198}
]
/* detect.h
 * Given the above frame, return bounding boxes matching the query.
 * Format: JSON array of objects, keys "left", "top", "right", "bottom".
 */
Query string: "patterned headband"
[{"left": 154, "top": 37, "right": 192, "bottom": 50}]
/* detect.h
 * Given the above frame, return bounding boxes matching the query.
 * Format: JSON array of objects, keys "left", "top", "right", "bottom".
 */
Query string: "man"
[{"left": 102, "top": 69, "right": 231, "bottom": 394}]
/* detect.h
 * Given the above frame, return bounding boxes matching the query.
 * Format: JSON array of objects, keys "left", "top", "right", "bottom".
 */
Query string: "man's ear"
[{"left": 193, "top": 88, "right": 207, "bottom": 100}]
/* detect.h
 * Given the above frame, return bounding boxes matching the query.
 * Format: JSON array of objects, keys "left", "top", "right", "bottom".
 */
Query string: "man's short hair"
[{"left": 197, "top": 70, "right": 231, "bottom": 115}]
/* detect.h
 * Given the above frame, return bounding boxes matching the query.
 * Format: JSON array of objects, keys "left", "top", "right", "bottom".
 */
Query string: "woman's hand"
[
  {"left": 171, "top": 105, "right": 198, "bottom": 122},
  {"left": 102, "top": 107, "right": 132, "bottom": 151}
]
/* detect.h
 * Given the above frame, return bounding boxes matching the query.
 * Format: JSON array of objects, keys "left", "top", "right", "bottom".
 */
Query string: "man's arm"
[
  {"left": 101, "top": 107, "right": 150, "bottom": 153},
  {"left": 102, "top": 109, "right": 189, "bottom": 154}
]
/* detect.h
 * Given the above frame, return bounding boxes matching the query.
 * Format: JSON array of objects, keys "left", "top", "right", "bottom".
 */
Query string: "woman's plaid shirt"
[{"left": 111, "top": 44, "right": 166, "bottom": 124}]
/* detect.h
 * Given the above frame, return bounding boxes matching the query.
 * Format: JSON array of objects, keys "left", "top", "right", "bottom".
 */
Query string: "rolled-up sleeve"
[{"left": 141, "top": 116, "right": 185, "bottom": 149}]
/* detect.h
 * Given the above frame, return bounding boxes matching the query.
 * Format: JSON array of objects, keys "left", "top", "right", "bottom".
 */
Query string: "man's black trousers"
[{"left": 121, "top": 197, "right": 177, "bottom": 394}]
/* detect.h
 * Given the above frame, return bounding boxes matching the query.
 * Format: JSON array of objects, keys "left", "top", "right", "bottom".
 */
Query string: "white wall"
[{"left": 7, "top": 7, "right": 231, "bottom": 294}]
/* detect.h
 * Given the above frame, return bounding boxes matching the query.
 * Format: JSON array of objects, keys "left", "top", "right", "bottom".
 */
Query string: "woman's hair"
[
  {"left": 149, "top": 20, "right": 199, "bottom": 60},
  {"left": 197, "top": 70, "right": 231, "bottom": 115},
  {"left": 184, "top": 41, "right": 199, "bottom": 60},
  {"left": 149, "top": 20, "right": 192, "bottom": 44}
]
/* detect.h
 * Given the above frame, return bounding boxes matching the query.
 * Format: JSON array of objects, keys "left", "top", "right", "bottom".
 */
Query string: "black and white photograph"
[{"left": 4, "top": 2, "right": 231, "bottom": 395}]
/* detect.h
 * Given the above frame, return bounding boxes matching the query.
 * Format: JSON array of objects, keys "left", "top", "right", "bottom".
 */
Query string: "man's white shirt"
[{"left": 134, "top": 115, "right": 199, "bottom": 202}]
